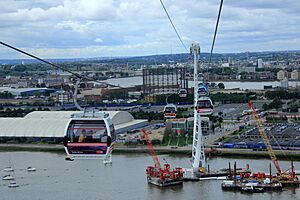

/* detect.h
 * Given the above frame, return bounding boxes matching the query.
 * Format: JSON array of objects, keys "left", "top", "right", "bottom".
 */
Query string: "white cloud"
[
  {"left": 0, "top": 0, "right": 299, "bottom": 58},
  {"left": 94, "top": 38, "right": 103, "bottom": 43},
  {"left": 56, "top": 21, "right": 89, "bottom": 33}
]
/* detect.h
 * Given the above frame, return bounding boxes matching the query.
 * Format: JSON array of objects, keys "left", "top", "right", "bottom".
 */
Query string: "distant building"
[
  {"left": 291, "top": 70, "right": 299, "bottom": 80},
  {"left": 257, "top": 59, "right": 263, "bottom": 68},
  {"left": 263, "top": 61, "right": 272, "bottom": 68},
  {"left": 165, "top": 117, "right": 211, "bottom": 136},
  {"left": 221, "top": 63, "right": 230, "bottom": 67},
  {"left": 0, "top": 87, "right": 56, "bottom": 97},
  {"left": 238, "top": 66, "right": 256, "bottom": 73},
  {"left": 38, "top": 77, "right": 66, "bottom": 87},
  {"left": 280, "top": 78, "right": 289, "bottom": 89},
  {"left": 142, "top": 66, "right": 188, "bottom": 99},
  {"left": 277, "top": 70, "right": 287, "bottom": 80},
  {"left": 264, "top": 85, "right": 273, "bottom": 90},
  {"left": 228, "top": 57, "right": 233, "bottom": 66},
  {"left": 16, "top": 81, "right": 28, "bottom": 88},
  {"left": 55, "top": 91, "right": 72, "bottom": 104},
  {"left": 128, "top": 91, "right": 142, "bottom": 99}
]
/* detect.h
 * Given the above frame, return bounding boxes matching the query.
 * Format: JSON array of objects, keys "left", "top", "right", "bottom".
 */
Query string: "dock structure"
[
  {"left": 221, "top": 182, "right": 283, "bottom": 192},
  {"left": 147, "top": 176, "right": 183, "bottom": 187},
  {"left": 222, "top": 162, "right": 300, "bottom": 193}
]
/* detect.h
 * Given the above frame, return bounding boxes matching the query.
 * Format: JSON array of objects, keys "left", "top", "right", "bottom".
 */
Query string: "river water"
[
  {"left": 1, "top": 152, "right": 300, "bottom": 200},
  {"left": 104, "top": 76, "right": 300, "bottom": 90}
]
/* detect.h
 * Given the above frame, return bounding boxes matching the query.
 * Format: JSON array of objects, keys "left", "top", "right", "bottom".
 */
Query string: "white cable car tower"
[{"left": 191, "top": 43, "right": 206, "bottom": 170}]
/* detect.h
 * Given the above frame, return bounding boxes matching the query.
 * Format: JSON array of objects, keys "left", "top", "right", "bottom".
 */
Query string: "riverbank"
[{"left": 1, "top": 144, "right": 300, "bottom": 160}]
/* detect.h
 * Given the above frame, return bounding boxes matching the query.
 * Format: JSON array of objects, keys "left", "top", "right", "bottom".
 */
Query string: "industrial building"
[
  {"left": 0, "top": 111, "right": 148, "bottom": 143},
  {"left": 142, "top": 66, "right": 188, "bottom": 100},
  {"left": 165, "top": 117, "right": 211, "bottom": 136},
  {"left": 0, "top": 87, "right": 56, "bottom": 97}
]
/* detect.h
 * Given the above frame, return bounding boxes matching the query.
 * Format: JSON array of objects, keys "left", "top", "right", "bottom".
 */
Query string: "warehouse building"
[{"left": 0, "top": 111, "right": 148, "bottom": 143}]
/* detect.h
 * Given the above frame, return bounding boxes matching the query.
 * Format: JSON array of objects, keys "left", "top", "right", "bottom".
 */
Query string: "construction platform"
[
  {"left": 195, "top": 169, "right": 251, "bottom": 178},
  {"left": 221, "top": 182, "right": 283, "bottom": 192},
  {"left": 147, "top": 177, "right": 183, "bottom": 187},
  {"left": 280, "top": 181, "right": 300, "bottom": 187}
]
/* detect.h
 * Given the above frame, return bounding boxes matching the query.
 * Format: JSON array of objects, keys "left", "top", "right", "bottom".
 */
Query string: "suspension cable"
[
  {"left": 159, "top": 0, "right": 189, "bottom": 53},
  {"left": 208, "top": 0, "right": 223, "bottom": 66}
]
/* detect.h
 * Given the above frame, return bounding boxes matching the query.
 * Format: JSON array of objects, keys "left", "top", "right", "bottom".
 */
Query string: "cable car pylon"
[{"left": 191, "top": 43, "right": 206, "bottom": 172}]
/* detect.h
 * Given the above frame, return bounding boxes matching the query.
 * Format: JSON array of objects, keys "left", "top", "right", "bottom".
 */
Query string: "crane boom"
[
  {"left": 247, "top": 101, "right": 282, "bottom": 174},
  {"left": 142, "top": 129, "right": 161, "bottom": 170}
]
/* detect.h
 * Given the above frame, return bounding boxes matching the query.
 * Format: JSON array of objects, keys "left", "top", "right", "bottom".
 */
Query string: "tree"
[
  {"left": 0, "top": 92, "right": 13, "bottom": 99},
  {"left": 210, "top": 82, "right": 216, "bottom": 88},
  {"left": 268, "top": 97, "right": 283, "bottom": 109},
  {"left": 218, "top": 82, "right": 225, "bottom": 89},
  {"left": 262, "top": 103, "right": 269, "bottom": 110},
  {"left": 289, "top": 103, "right": 299, "bottom": 113}
]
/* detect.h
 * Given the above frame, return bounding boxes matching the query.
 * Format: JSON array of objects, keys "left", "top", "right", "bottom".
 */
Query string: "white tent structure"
[{"left": 0, "top": 111, "right": 148, "bottom": 138}]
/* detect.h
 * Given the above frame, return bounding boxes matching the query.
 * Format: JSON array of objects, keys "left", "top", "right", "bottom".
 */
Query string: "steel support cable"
[
  {"left": 0, "top": 41, "right": 121, "bottom": 88},
  {"left": 206, "top": 0, "right": 223, "bottom": 81},
  {"left": 208, "top": 0, "right": 223, "bottom": 66},
  {"left": 159, "top": 0, "right": 189, "bottom": 53}
]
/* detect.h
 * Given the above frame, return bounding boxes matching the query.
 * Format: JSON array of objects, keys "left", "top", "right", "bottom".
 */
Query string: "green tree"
[
  {"left": 289, "top": 103, "right": 298, "bottom": 112},
  {"left": 268, "top": 97, "right": 283, "bottom": 109},
  {"left": 210, "top": 82, "right": 216, "bottom": 88},
  {"left": 218, "top": 83, "right": 225, "bottom": 89},
  {"left": 262, "top": 103, "right": 269, "bottom": 110}
]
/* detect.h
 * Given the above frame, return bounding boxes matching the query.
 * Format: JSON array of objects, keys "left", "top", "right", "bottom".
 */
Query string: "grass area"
[
  {"left": 231, "top": 130, "right": 243, "bottom": 135},
  {"left": 162, "top": 135, "right": 193, "bottom": 147},
  {"left": 216, "top": 136, "right": 231, "bottom": 143}
]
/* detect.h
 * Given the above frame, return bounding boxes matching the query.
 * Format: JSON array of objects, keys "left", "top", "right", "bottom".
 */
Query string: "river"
[
  {"left": 1, "top": 152, "right": 300, "bottom": 200},
  {"left": 104, "top": 77, "right": 300, "bottom": 90}
]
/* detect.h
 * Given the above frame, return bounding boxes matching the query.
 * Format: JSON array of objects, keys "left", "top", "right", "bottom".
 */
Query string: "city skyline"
[{"left": 0, "top": 0, "right": 299, "bottom": 59}]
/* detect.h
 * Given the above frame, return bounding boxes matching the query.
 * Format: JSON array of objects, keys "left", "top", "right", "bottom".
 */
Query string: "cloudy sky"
[{"left": 0, "top": 0, "right": 299, "bottom": 59}]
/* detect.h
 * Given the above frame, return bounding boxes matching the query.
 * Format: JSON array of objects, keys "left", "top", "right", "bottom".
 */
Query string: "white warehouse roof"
[
  {"left": 0, "top": 87, "right": 54, "bottom": 96},
  {"left": 24, "top": 111, "right": 134, "bottom": 126},
  {"left": 0, "top": 111, "right": 148, "bottom": 137}
]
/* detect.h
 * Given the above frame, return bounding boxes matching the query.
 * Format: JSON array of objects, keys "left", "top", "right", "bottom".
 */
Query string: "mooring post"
[
  {"left": 233, "top": 162, "right": 236, "bottom": 184},
  {"left": 291, "top": 160, "right": 295, "bottom": 179},
  {"left": 229, "top": 162, "right": 231, "bottom": 179},
  {"left": 269, "top": 163, "right": 272, "bottom": 181}
]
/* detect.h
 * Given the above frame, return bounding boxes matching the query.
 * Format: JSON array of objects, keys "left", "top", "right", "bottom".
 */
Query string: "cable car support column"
[{"left": 191, "top": 43, "right": 206, "bottom": 170}]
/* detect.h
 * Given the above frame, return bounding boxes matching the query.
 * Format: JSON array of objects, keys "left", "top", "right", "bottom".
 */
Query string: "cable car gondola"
[
  {"left": 164, "top": 104, "right": 177, "bottom": 118},
  {"left": 63, "top": 111, "right": 115, "bottom": 159},
  {"left": 197, "top": 83, "right": 209, "bottom": 97},
  {"left": 178, "top": 89, "right": 187, "bottom": 98},
  {"left": 196, "top": 97, "right": 213, "bottom": 116}
]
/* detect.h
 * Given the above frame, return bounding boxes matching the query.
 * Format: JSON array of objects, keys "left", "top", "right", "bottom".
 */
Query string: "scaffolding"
[{"left": 142, "top": 66, "right": 188, "bottom": 100}]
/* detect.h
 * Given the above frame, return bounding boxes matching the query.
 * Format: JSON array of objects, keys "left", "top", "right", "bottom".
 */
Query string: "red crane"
[
  {"left": 142, "top": 129, "right": 161, "bottom": 169},
  {"left": 142, "top": 129, "right": 183, "bottom": 186}
]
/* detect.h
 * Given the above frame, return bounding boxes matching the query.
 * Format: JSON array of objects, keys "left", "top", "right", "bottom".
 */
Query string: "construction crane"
[
  {"left": 142, "top": 129, "right": 161, "bottom": 169},
  {"left": 247, "top": 101, "right": 282, "bottom": 174},
  {"left": 142, "top": 129, "right": 183, "bottom": 187}
]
